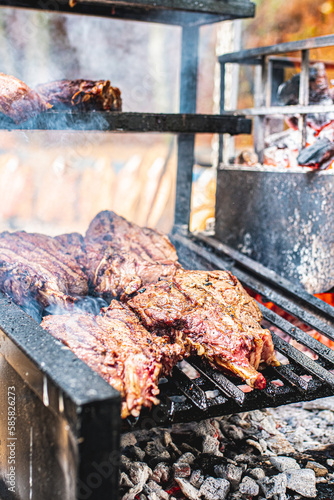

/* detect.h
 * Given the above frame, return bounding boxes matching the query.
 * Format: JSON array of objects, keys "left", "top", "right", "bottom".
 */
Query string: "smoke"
[
  {"left": 0, "top": 9, "right": 181, "bottom": 113},
  {"left": 44, "top": 295, "right": 108, "bottom": 318}
]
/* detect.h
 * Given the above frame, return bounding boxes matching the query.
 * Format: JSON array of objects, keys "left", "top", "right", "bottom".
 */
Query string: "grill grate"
[{"left": 127, "top": 231, "right": 334, "bottom": 427}]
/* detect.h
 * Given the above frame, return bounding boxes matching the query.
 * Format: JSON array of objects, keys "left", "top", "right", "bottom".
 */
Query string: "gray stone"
[
  {"left": 190, "top": 470, "right": 204, "bottom": 489},
  {"left": 173, "top": 462, "right": 191, "bottom": 478},
  {"left": 270, "top": 456, "right": 300, "bottom": 472},
  {"left": 151, "top": 463, "right": 170, "bottom": 484},
  {"left": 249, "top": 468, "right": 265, "bottom": 480},
  {"left": 239, "top": 476, "right": 259, "bottom": 497},
  {"left": 175, "top": 478, "right": 200, "bottom": 500},
  {"left": 284, "top": 468, "right": 317, "bottom": 497},
  {"left": 260, "top": 473, "right": 287, "bottom": 499},
  {"left": 214, "top": 464, "right": 243, "bottom": 490},
  {"left": 305, "top": 461, "right": 328, "bottom": 477},
  {"left": 199, "top": 477, "right": 230, "bottom": 500}
]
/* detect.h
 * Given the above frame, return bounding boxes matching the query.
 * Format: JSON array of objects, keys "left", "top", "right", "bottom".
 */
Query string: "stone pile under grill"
[{"left": 120, "top": 396, "right": 334, "bottom": 500}]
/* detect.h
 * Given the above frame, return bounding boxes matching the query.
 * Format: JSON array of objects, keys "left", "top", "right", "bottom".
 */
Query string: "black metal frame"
[
  {"left": 0, "top": 0, "right": 255, "bottom": 26},
  {"left": 0, "top": 2, "right": 255, "bottom": 499},
  {"left": 219, "top": 34, "right": 334, "bottom": 159},
  {"left": 0, "top": 293, "right": 121, "bottom": 500}
]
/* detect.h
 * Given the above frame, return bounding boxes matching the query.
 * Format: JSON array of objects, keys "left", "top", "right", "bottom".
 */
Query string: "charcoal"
[
  {"left": 121, "top": 433, "right": 137, "bottom": 448},
  {"left": 177, "top": 452, "right": 195, "bottom": 465},
  {"left": 199, "top": 477, "right": 230, "bottom": 500},
  {"left": 259, "top": 473, "right": 287, "bottom": 499},
  {"left": 123, "top": 463, "right": 152, "bottom": 500},
  {"left": 266, "top": 433, "right": 296, "bottom": 455},
  {"left": 249, "top": 468, "right": 265, "bottom": 480},
  {"left": 305, "top": 461, "right": 328, "bottom": 477},
  {"left": 214, "top": 463, "right": 243, "bottom": 490},
  {"left": 284, "top": 468, "right": 317, "bottom": 497},
  {"left": 239, "top": 476, "right": 259, "bottom": 497},
  {"left": 175, "top": 477, "right": 200, "bottom": 500},
  {"left": 181, "top": 443, "right": 200, "bottom": 455},
  {"left": 173, "top": 462, "right": 191, "bottom": 478},
  {"left": 145, "top": 441, "right": 170, "bottom": 462},
  {"left": 202, "top": 435, "right": 223, "bottom": 456},
  {"left": 120, "top": 472, "right": 134, "bottom": 488},
  {"left": 297, "top": 137, "right": 334, "bottom": 170},
  {"left": 189, "top": 469, "right": 204, "bottom": 489},
  {"left": 222, "top": 424, "right": 244, "bottom": 441},
  {"left": 121, "top": 455, "right": 133, "bottom": 471},
  {"left": 245, "top": 438, "right": 263, "bottom": 454},
  {"left": 143, "top": 480, "right": 169, "bottom": 500},
  {"left": 270, "top": 456, "right": 300, "bottom": 472},
  {"left": 151, "top": 463, "right": 170, "bottom": 484}
]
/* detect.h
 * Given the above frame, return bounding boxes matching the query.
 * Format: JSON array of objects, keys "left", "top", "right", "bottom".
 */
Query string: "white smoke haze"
[
  {"left": 0, "top": 8, "right": 217, "bottom": 234},
  {"left": 0, "top": 9, "right": 182, "bottom": 112}
]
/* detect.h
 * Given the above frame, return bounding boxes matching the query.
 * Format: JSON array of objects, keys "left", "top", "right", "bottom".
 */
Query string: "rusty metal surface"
[{"left": 215, "top": 167, "right": 334, "bottom": 293}]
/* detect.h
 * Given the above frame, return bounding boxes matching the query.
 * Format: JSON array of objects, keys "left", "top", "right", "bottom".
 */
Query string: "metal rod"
[
  {"left": 175, "top": 24, "right": 199, "bottom": 229},
  {"left": 219, "top": 104, "right": 334, "bottom": 116},
  {"left": 219, "top": 34, "right": 334, "bottom": 64},
  {"left": 298, "top": 49, "right": 310, "bottom": 148},
  {"left": 0, "top": 111, "right": 251, "bottom": 133},
  {"left": 218, "top": 62, "right": 226, "bottom": 164}
]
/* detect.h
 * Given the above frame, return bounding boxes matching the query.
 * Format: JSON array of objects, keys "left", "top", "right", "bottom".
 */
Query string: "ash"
[{"left": 120, "top": 397, "right": 334, "bottom": 500}]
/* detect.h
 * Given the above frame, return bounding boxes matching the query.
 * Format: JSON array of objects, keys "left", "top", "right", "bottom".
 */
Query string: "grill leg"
[{"left": 174, "top": 25, "right": 199, "bottom": 230}]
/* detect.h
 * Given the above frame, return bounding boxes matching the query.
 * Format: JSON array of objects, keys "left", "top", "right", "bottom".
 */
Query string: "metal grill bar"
[
  {"left": 260, "top": 306, "right": 334, "bottom": 365},
  {"left": 0, "top": 111, "right": 251, "bottom": 135},
  {"left": 190, "top": 357, "right": 246, "bottom": 405},
  {"left": 271, "top": 332, "right": 334, "bottom": 389}
]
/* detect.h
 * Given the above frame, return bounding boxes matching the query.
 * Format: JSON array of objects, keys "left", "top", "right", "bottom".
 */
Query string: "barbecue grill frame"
[
  {"left": 1, "top": 3, "right": 334, "bottom": 500},
  {"left": 0, "top": 2, "right": 255, "bottom": 498}
]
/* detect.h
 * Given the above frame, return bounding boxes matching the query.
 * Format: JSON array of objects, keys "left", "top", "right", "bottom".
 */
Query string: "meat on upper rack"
[
  {"left": 0, "top": 231, "right": 88, "bottom": 312},
  {"left": 41, "top": 300, "right": 184, "bottom": 418},
  {"left": 0, "top": 73, "right": 50, "bottom": 124},
  {"left": 128, "top": 269, "right": 279, "bottom": 389},
  {"left": 36, "top": 79, "right": 122, "bottom": 111}
]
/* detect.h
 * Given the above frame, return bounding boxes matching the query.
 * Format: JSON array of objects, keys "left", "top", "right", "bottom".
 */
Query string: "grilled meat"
[
  {"left": 128, "top": 269, "right": 279, "bottom": 389},
  {"left": 83, "top": 210, "right": 180, "bottom": 299},
  {"left": 41, "top": 301, "right": 184, "bottom": 418},
  {"left": 0, "top": 73, "right": 50, "bottom": 124},
  {"left": 36, "top": 79, "right": 122, "bottom": 111},
  {"left": 55, "top": 232, "right": 87, "bottom": 264},
  {"left": 0, "top": 231, "right": 88, "bottom": 311}
]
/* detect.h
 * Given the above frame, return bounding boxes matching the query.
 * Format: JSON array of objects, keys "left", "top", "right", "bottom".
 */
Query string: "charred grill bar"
[{"left": 1, "top": 1, "right": 334, "bottom": 500}]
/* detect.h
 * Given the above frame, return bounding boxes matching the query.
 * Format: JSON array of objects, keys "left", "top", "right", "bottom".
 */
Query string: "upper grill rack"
[{"left": 129, "top": 231, "right": 334, "bottom": 427}]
